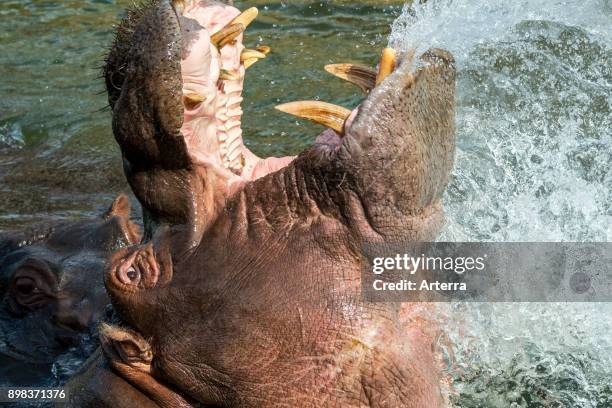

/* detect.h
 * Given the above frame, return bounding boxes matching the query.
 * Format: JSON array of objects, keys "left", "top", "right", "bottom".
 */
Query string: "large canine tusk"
[
  {"left": 256, "top": 45, "right": 271, "bottom": 55},
  {"left": 275, "top": 101, "right": 352, "bottom": 135},
  {"left": 376, "top": 48, "right": 397, "bottom": 85},
  {"left": 241, "top": 49, "right": 267, "bottom": 69},
  {"left": 243, "top": 58, "right": 259, "bottom": 69},
  {"left": 241, "top": 49, "right": 267, "bottom": 61},
  {"left": 229, "top": 7, "right": 259, "bottom": 29},
  {"left": 182, "top": 90, "right": 207, "bottom": 110},
  {"left": 171, "top": 0, "right": 186, "bottom": 15},
  {"left": 210, "top": 23, "right": 245, "bottom": 49},
  {"left": 324, "top": 63, "right": 377, "bottom": 93},
  {"left": 210, "top": 8, "right": 259, "bottom": 50}
]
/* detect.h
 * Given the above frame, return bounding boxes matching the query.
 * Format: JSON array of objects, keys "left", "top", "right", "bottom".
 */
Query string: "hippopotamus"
[
  {"left": 66, "top": 0, "right": 455, "bottom": 406},
  {"left": 0, "top": 195, "right": 140, "bottom": 385}
]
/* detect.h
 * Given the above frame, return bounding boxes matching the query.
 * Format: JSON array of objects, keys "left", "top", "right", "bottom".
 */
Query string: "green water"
[{"left": 0, "top": 0, "right": 400, "bottom": 228}]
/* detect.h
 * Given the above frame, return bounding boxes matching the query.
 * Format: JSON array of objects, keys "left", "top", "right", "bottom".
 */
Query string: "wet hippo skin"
[
  {"left": 0, "top": 195, "right": 140, "bottom": 385},
  {"left": 65, "top": 0, "right": 456, "bottom": 406}
]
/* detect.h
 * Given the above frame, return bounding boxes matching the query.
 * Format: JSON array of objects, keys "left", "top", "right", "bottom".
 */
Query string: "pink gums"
[{"left": 179, "top": 1, "right": 294, "bottom": 185}]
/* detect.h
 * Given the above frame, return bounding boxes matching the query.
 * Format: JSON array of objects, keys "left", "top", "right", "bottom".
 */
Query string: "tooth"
[
  {"left": 241, "top": 49, "right": 267, "bottom": 69},
  {"left": 275, "top": 101, "right": 352, "bottom": 135},
  {"left": 171, "top": 0, "right": 185, "bottom": 15},
  {"left": 324, "top": 63, "right": 377, "bottom": 93},
  {"left": 241, "top": 49, "right": 267, "bottom": 61},
  {"left": 227, "top": 96, "right": 244, "bottom": 107},
  {"left": 210, "top": 23, "right": 245, "bottom": 49},
  {"left": 229, "top": 7, "right": 259, "bottom": 30},
  {"left": 243, "top": 58, "right": 259, "bottom": 69},
  {"left": 219, "top": 69, "right": 240, "bottom": 81},
  {"left": 376, "top": 48, "right": 397, "bottom": 85},
  {"left": 224, "top": 82, "right": 243, "bottom": 93},
  {"left": 256, "top": 45, "right": 271, "bottom": 55},
  {"left": 183, "top": 90, "right": 206, "bottom": 109}
]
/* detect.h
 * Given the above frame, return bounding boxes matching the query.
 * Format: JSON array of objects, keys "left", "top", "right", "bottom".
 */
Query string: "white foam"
[{"left": 387, "top": 1, "right": 612, "bottom": 404}]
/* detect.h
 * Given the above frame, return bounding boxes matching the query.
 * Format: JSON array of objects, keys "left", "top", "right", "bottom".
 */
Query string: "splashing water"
[{"left": 388, "top": 1, "right": 611, "bottom": 406}]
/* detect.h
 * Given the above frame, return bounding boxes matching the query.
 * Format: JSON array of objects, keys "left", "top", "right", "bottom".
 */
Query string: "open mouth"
[
  {"left": 105, "top": 0, "right": 455, "bottom": 244},
  {"left": 168, "top": 1, "right": 402, "bottom": 186}
]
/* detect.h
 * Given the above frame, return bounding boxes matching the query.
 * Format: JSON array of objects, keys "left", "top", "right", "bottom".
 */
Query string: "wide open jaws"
[
  {"left": 172, "top": 2, "right": 411, "bottom": 192},
  {"left": 173, "top": 1, "right": 293, "bottom": 186},
  {"left": 172, "top": 2, "right": 404, "bottom": 190},
  {"left": 107, "top": 0, "right": 454, "bottom": 246},
  {"left": 177, "top": 2, "right": 245, "bottom": 175}
]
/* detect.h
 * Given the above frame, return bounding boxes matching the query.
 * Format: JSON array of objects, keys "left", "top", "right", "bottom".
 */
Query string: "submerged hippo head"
[
  {"left": 68, "top": 0, "right": 455, "bottom": 406},
  {"left": 0, "top": 195, "right": 140, "bottom": 385}
]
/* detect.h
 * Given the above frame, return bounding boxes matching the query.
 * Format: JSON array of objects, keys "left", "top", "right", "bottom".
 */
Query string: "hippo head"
[
  {"left": 71, "top": 0, "right": 456, "bottom": 406},
  {"left": 0, "top": 195, "right": 140, "bottom": 384}
]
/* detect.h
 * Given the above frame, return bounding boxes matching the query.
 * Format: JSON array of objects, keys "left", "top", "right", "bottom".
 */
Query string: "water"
[
  {"left": 389, "top": 0, "right": 611, "bottom": 242},
  {"left": 387, "top": 1, "right": 611, "bottom": 406},
  {"left": 1, "top": 0, "right": 611, "bottom": 406}
]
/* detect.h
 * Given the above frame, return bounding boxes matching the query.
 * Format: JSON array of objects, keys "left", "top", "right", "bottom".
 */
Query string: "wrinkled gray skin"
[
  {"left": 0, "top": 195, "right": 140, "bottom": 385},
  {"left": 66, "top": 0, "right": 456, "bottom": 407}
]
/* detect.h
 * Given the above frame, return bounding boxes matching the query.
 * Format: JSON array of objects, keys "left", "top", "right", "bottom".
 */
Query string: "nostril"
[
  {"left": 110, "top": 244, "right": 162, "bottom": 291},
  {"left": 127, "top": 267, "right": 138, "bottom": 281},
  {"left": 117, "top": 263, "right": 141, "bottom": 286}
]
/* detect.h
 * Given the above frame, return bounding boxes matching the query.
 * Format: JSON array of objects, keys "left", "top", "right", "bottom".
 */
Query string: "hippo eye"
[
  {"left": 15, "top": 277, "right": 37, "bottom": 296},
  {"left": 11, "top": 274, "right": 50, "bottom": 309}
]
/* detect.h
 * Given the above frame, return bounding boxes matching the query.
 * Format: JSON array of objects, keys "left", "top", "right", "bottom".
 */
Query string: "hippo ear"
[
  {"left": 99, "top": 323, "right": 193, "bottom": 407},
  {"left": 99, "top": 323, "right": 152, "bottom": 373},
  {"left": 103, "top": 194, "right": 131, "bottom": 220}
]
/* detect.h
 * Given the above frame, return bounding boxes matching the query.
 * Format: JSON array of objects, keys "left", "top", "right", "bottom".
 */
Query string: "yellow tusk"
[
  {"left": 241, "top": 49, "right": 267, "bottom": 61},
  {"left": 241, "top": 49, "right": 267, "bottom": 69},
  {"left": 171, "top": 0, "right": 186, "bottom": 14},
  {"left": 229, "top": 7, "right": 259, "bottom": 30},
  {"left": 256, "top": 45, "right": 271, "bottom": 55},
  {"left": 324, "top": 63, "right": 377, "bottom": 93},
  {"left": 275, "top": 101, "right": 352, "bottom": 135},
  {"left": 210, "top": 23, "right": 245, "bottom": 49},
  {"left": 183, "top": 90, "right": 207, "bottom": 109},
  {"left": 243, "top": 58, "right": 259, "bottom": 69},
  {"left": 210, "top": 8, "right": 258, "bottom": 49},
  {"left": 219, "top": 69, "right": 241, "bottom": 81},
  {"left": 376, "top": 48, "right": 397, "bottom": 85}
]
